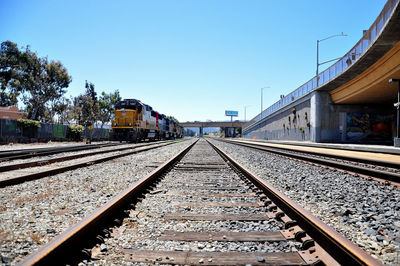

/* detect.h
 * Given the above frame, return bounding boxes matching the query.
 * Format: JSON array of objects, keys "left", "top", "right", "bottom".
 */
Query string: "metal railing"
[{"left": 248, "top": 0, "right": 399, "bottom": 131}]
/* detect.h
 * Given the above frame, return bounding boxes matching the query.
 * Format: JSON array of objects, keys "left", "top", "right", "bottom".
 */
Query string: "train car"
[
  {"left": 165, "top": 118, "right": 171, "bottom": 139},
  {"left": 110, "top": 99, "right": 182, "bottom": 142},
  {"left": 176, "top": 125, "right": 184, "bottom": 138},
  {"left": 159, "top": 114, "right": 168, "bottom": 139}
]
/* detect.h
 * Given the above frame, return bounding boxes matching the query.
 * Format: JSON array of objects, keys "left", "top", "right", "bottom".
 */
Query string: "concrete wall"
[
  {"left": 245, "top": 90, "right": 394, "bottom": 143},
  {"left": 244, "top": 97, "right": 311, "bottom": 141}
]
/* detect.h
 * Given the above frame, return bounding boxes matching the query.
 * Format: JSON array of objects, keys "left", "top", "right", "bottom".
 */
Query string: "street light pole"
[
  {"left": 260, "top": 86, "right": 270, "bottom": 120},
  {"left": 316, "top": 32, "right": 347, "bottom": 83},
  {"left": 390, "top": 78, "right": 400, "bottom": 147},
  {"left": 316, "top": 39, "right": 319, "bottom": 77},
  {"left": 244, "top": 105, "right": 251, "bottom": 121}
]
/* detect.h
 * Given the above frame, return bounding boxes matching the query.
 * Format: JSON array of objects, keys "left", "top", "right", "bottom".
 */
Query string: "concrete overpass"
[
  {"left": 180, "top": 121, "right": 248, "bottom": 137},
  {"left": 180, "top": 121, "right": 247, "bottom": 128},
  {"left": 244, "top": 0, "right": 400, "bottom": 145}
]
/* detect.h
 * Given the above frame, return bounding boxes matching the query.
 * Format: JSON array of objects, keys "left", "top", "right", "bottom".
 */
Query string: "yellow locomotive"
[{"left": 110, "top": 99, "right": 183, "bottom": 142}]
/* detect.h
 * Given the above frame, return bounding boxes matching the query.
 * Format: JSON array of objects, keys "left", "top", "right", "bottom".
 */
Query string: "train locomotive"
[{"left": 110, "top": 99, "right": 183, "bottom": 142}]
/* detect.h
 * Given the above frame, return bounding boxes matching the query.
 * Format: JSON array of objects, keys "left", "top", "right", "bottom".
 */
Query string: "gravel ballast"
[
  {"left": 88, "top": 139, "right": 300, "bottom": 265},
  {"left": 0, "top": 139, "right": 194, "bottom": 265},
  {"left": 209, "top": 139, "right": 400, "bottom": 264}
]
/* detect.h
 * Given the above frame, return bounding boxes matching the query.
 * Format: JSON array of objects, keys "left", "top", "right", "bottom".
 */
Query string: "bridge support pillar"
[
  {"left": 199, "top": 127, "right": 203, "bottom": 137},
  {"left": 310, "top": 91, "right": 333, "bottom": 142}
]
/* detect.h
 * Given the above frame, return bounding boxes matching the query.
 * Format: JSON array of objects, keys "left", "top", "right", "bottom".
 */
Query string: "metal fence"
[
  {"left": 0, "top": 119, "right": 110, "bottom": 143},
  {"left": 252, "top": 0, "right": 399, "bottom": 125}
]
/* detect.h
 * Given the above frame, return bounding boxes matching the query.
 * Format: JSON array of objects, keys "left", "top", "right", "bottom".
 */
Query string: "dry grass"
[
  {"left": 15, "top": 197, "right": 30, "bottom": 204},
  {"left": 46, "top": 179, "right": 59, "bottom": 184},
  {"left": 54, "top": 209, "right": 69, "bottom": 216},
  {"left": 15, "top": 192, "right": 55, "bottom": 204},
  {"left": 124, "top": 220, "right": 138, "bottom": 229},
  {"left": 0, "top": 229, "right": 12, "bottom": 240},
  {"left": 29, "top": 233, "right": 43, "bottom": 244},
  {"left": 35, "top": 193, "right": 54, "bottom": 201}
]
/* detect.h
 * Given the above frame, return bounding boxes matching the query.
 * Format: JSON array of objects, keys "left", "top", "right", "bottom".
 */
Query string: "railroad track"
[
  {"left": 0, "top": 140, "right": 181, "bottom": 188},
  {"left": 217, "top": 138, "right": 400, "bottom": 185},
  {"left": 0, "top": 142, "right": 119, "bottom": 162},
  {"left": 21, "top": 138, "right": 378, "bottom": 265}
]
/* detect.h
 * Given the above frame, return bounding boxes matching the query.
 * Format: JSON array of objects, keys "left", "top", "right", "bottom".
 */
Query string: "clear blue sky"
[{"left": 0, "top": 0, "right": 387, "bottom": 122}]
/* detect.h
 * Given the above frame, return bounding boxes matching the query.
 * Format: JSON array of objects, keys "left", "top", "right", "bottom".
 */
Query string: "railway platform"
[
  {"left": 218, "top": 138, "right": 400, "bottom": 170},
  {"left": 238, "top": 138, "right": 400, "bottom": 155}
]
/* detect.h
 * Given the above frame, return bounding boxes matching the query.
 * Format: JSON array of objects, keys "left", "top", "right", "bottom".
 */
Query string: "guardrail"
[{"left": 247, "top": 0, "right": 399, "bottom": 132}]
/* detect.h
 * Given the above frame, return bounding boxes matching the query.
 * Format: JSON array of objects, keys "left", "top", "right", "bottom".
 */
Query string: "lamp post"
[
  {"left": 260, "top": 86, "right": 270, "bottom": 120},
  {"left": 390, "top": 78, "right": 400, "bottom": 147},
  {"left": 316, "top": 32, "right": 347, "bottom": 83},
  {"left": 244, "top": 105, "right": 251, "bottom": 121}
]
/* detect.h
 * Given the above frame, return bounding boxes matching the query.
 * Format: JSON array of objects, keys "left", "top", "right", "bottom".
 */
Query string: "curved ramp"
[{"left": 330, "top": 40, "right": 400, "bottom": 103}]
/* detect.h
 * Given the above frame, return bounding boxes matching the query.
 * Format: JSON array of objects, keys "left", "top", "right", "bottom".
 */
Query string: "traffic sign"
[{"left": 225, "top": 110, "right": 238, "bottom": 117}]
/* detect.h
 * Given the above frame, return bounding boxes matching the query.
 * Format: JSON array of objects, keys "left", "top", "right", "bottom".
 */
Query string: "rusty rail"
[
  {"left": 0, "top": 143, "right": 118, "bottom": 161},
  {"left": 0, "top": 141, "right": 180, "bottom": 188},
  {"left": 207, "top": 139, "right": 379, "bottom": 266},
  {"left": 20, "top": 138, "right": 379, "bottom": 265},
  {"left": 0, "top": 142, "right": 169, "bottom": 173},
  {"left": 20, "top": 139, "right": 198, "bottom": 265},
  {"left": 219, "top": 139, "right": 400, "bottom": 184}
]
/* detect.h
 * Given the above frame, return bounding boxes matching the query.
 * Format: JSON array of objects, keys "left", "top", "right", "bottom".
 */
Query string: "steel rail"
[
  {"left": 0, "top": 143, "right": 116, "bottom": 156},
  {"left": 20, "top": 139, "right": 198, "bottom": 266},
  {"left": 0, "top": 141, "right": 171, "bottom": 173},
  {"left": 0, "top": 141, "right": 181, "bottom": 188},
  {"left": 0, "top": 145, "right": 104, "bottom": 156},
  {"left": 219, "top": 139, "right": 400, "bottom": 183},
  {"left": 21, "top": 138, "right": 378, "bottom": 265},
  {"left": 0, "top": 143, "right": 118, "bottom": 161},
  {"left": 221, "top": 139, "right": 400, "bottom": 169},
  {"left": 206, "top": 139, "right": 379, "bottom": 266}
]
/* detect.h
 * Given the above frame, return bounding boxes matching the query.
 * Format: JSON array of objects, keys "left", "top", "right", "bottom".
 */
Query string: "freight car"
[{"left": 110, "top": 99, "right": 183, "bottom": 142}]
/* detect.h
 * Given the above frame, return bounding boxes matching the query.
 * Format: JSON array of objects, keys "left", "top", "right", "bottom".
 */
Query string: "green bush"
[
  {"left": 16, "top": 119, "right": 41, "bottom": 129},
  {"left": 68, "top": 125, "right": 84, "bottom": 134},
  {"left": 67, "top": 125, "right": 84, "bottom": 140}
]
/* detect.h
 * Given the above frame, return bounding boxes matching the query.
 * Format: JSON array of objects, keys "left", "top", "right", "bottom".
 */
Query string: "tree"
[
  {"left": 85, "top": 80, "right": 97, "bottom": 101},
  {"left": 22, "top": 53, "right": 71, "bottom": 121},
  {"left": 73, "top": 81, "right": 99, "bottom": 127},
  {"left": 0, "top": 41, "right": 24, "bottom": 106},
  {"left": 0, "top": 41, "right": 72, "bottom": 118},
  {"left": 98, "top": 90, "right": 121, "bottom": 128},
  {"left": 62, "top": 96, "right": 78, "bottom": 124},
  {"left": 71, "top": 96, "right": 83, "bottom": 124},
  {"left": 52, "top": 97, "right": 72, "bottom": 124},
  {"left": 167, "top": 116, "right": 179, "bottom": 123}
]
